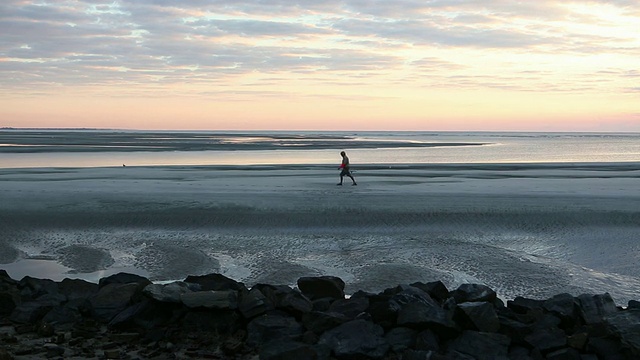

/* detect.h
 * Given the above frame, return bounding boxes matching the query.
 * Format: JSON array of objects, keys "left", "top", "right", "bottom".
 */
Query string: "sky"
[{"left": 1, "top": 1, "right": 639, "bottom": 131}]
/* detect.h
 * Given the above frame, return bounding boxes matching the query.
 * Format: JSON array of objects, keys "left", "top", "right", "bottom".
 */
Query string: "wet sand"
[{"left": 1, "top": 163, "right": 639, "bottom": 304}]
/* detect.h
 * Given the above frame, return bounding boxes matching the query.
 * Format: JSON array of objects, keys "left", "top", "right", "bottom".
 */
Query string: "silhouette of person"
[{"left": 337, "top": 151, "right": 357, "bottom": 186}]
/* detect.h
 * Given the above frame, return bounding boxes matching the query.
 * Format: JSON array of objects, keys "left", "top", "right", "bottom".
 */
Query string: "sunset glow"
[{"left": 1, "top": 1, "right": 639, "bottom": 131}]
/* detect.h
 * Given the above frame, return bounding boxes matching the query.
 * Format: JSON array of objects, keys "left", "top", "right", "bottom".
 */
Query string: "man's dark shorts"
[{"left": 340, "top": 168, "right": 352, "bottom": 176}]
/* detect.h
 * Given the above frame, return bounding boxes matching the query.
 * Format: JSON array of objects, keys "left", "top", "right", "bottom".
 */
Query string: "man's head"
[{"left": 340, "top": 151, "right": 346, "bottom": 156}]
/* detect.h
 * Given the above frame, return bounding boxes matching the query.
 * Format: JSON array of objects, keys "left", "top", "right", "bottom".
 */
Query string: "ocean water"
[{"left": 0, "top": 130, "right": 639, "bottom": 168}]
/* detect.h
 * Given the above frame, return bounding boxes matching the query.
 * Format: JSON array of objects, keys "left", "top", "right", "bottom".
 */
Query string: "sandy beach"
[{"left": 1, "top": 163, "right": 639, "bottom": 305}]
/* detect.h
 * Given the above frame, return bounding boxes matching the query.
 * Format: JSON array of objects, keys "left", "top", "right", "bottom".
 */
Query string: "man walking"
[{"left": 337, "top": 151, "right": 357, "bottom": 186}]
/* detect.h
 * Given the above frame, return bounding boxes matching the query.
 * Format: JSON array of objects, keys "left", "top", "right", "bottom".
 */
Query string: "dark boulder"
[
  {"left": 545, "top": 347, "right": 582, "bottom": 360},
  {"left": 577, "top": 293, "right": 618, "bottom": 325},
  {"left": 89, "top": 283, "right": 140, "bottom": 322},
  {"left": 415, "top": 329, "right": 439, "bottom": 351},
  {"left": 184, "top": 273, "right": 246, "bottom": 291},
  {"left": 245, "top": 312, "right": 305, "bottom": 348},
  {"left": 328, "top": 296, "right": 369, "bottom": 319},
  {"left": 385, "top": 327, "right": 417, "bottom": 353},
  {"left": 390, "top": 284, "right": 434, "bottom": 308},
  {"left": 604, "top": 308, "right": 640, "bottom": 355},
  {"left": 508, "top": 296, "right": 544, "bottom": 314},
  {"left": 9, "top": 293, "right": 66, "bottom": 324},
  {"left": 587, "top": 336, "right": 626, "bottom": 359},
  {"left": 180, "top": 290, "right": 238, "bottom": 310},
  {"left": 446, "top": 330, "right": 510, "bottom": 360},
  {"left": 58, "top": 278, "right": 99, "bottom": 300},
  {"left": 524, "top": 326, "right": 567, "bottom": 354},
  {"left": 297, "top": 276, "right": 345, "bottom": 301},
  {"left": 143, "top": 281, "right": 196, "bottom": 303},
  {"left": 402, "top": 349, "right": 437, "bottom": 360},
  {"left": 366, "top": 294, "right": 399, "bottom": 329},
  {"left": 410, "top": 281, "right": 450, "bottom": 304},
  {"left": 18, "top": 276, "right": 59, "bottom": 299},
  {"left": 181, "top": 309, "right": 242, "bottom": 334},
  {"left": 454, "top": 301, "right": 500, "bottom": 332},
  {"left": 98, "top": 272, "right": 150, "bottom": 289},
  {"left": 279, "top": 290, "right": 313, "bottom": 317},
  {"left": 252, "top": 284, "right": 312, "bottom": 316},
  {"left": 451, "top": 284, "right": 496, "bottom": 304},
  {"left": 238, "top": 288, "right": 272, "bottom": 319},
  {"left": 544, "top": 293, "right": 579, "bottom": 329},
  {"left": 302, "top": 311, "right": 350, "bottom": 334},
  {"left": 318, "top": 319, "right": 389, "bottom": 359},
  {"left": 0, "top": 277, "right": 20, "bottom": 316},
  {"left": 259, "top": 340, "right": 329, "bottom": 360},
  {"left": 397, "top": 300, "right": 458, "bottom": 336}
]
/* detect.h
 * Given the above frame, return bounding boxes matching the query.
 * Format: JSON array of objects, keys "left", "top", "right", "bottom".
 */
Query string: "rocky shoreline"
[{"left": 1, "top": 270, "right": 639, "bottom": 360}]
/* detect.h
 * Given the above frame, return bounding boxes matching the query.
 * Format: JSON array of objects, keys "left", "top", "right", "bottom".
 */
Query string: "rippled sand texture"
[{"left": 1, "top": 163, "right": 639, "bottom": 304}]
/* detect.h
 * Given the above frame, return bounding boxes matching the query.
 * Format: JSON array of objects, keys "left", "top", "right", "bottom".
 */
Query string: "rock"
[
  {"left": 259, "top": 340, "right": 327, "bottom": 360},
  {"left": 507, "top": 296, "right": 544, "bottom": 314},
  {"left": 297, "top": 276, "right": 345, "bottom": 301},
  {"left": 366, "top": 294, "right": 399, "bottom": 328},
  {"left": 604, "top": 308, "right": 640, "bottom": 355},
  {"left": 524, "top": 326, "right": 566, "bottom": 354},
  {"left": 238, "top": 288, "right": 271, "bottom": 319},
  {"left": 385, "top": 327, "right": 417, "bottom": 353},
  {"left": 0, "top": 347, "right": 14, "bottom": 360},
  {"left": 507, "top": 346, "right": 533, "bottom": 360},
  {"left": 184, "top": 273, "right": 246, "bottom": 291},
  {"left": 451, "top": 284, "right": 497, "bottom": 304},
  {"left": 446, "top": 330, "right": 510, "bottom": 360},
  {"left": 410, "top": 281, "right": 450, "bottom": 304},
  {"left": 1, "top": 272, "right": 638, "bottom": 360},
  {"left": 104, "top": 348, "right": 121, "bottom": 359},
  {"left": 545, "top": 347, "right": 582, "bottom": 360},
  {"left": 543, "top": 294, "right": 578, "bottom": 328},
  {"left": 43, "top": 343, "right": 65, "bottom": 357},
  {"left": 98, "top": 272, "right": 151, "bottom": 289},
  {"left": 566, "top": 332, "right": 588, "bottom": 351},
  {"left": 9, "top": 294, "right": 66, "bottom": 324},
  {"left": 181, "top": 309, "right": 242, "bottom": 334},
  {"left": 245, "top": 312, "right": 305, "bottom": 348},
  {"left": 180, "top": 290, "right": 238, "bottom": 309},
  {"left": 587, "top": 336, "right": 625, "bottom": 359},
  {"left": 318, "top": 319, "right": 389, "bottom": 359},
  {"left": 252, "top": 284, "right": 295, "bottom": 309},
  {"left": 402, "top": 349, "right": 436, "bottom": 360},
  {"left": 327, "top": 296, "right": 369, "bottom": 319},
  {"left": 497, "top": 314, "right": 532, "bottom": 346},
  {"left": 302, "top": 311, "right": 350, "bottom": 334},
  {"left": 0, "top": 270, "right": 16, "bottom": 284},
  {"left": 89, "top": 283, "right": 140, "bottom": 322},
  {"left": 58, "top": 278, "right": 99, "bottom": 300},
  {"left": 0, "top": 285, "right": 20, "bottom": 316},
  {"left": 107, "top": 300, "right": 150, "bottom": 328},
  {"left": 577, "top": 293, "right": 618, "bottom": 325},
  {"left": 415, "top": 329, "right": 439, "bottom": 351},
  {"left": 18, "top": 276, "right": 59, "bottom": 299},
  {"left": 397, "top": 299, "right": 458, "bottom": 336},
  {"left": 279, "top": 290, "right": 313, "bottom": 316},
  {"left": 390, "top": 285, "right": 434, "bottom": 307},
  {"left": 143, "top": 281, "right": 195, "bottom": 303},
  {"left": 455, "top": 301, "right": 500, "bottom": 333}
]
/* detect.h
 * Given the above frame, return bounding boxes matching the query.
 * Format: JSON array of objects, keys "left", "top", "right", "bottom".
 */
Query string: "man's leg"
[{"left": 349, "top": 174, "right": 357, "bottom": 185}]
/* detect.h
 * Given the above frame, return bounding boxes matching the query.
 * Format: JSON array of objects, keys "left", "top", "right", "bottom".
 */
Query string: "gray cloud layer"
[{"left": 1, "top": 0, "right": 638, "bottom": 95}]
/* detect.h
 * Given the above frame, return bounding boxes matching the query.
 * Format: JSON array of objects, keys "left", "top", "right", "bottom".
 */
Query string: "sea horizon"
[{"left": 1, "top": 128, "right": 638, "bottom": 169}]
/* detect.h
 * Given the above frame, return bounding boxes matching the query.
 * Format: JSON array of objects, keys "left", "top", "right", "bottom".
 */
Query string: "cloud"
[{"left": 1, "top": 0, "right": 638, "bottom": 96}]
